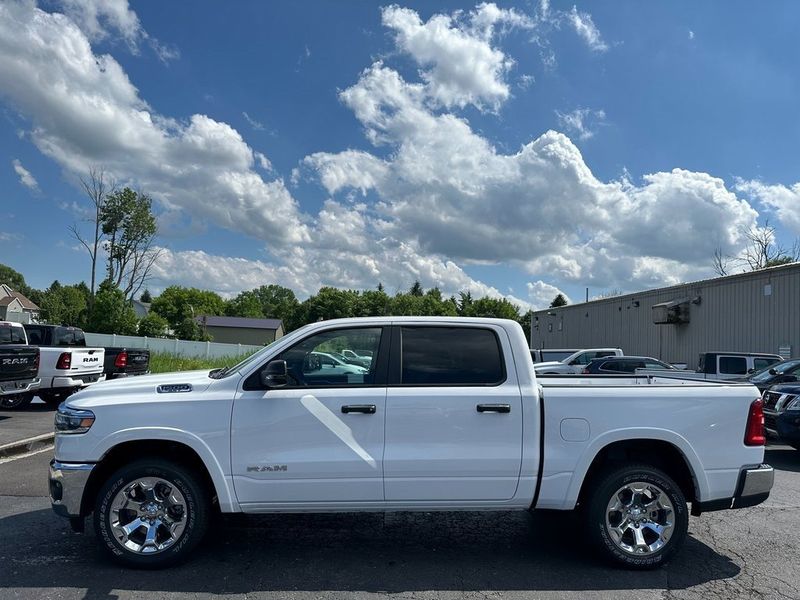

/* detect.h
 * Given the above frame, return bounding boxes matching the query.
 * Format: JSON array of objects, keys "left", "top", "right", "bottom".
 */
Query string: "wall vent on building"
[{"left": 652, "top": 298, "right": 690, "bottom": 325}]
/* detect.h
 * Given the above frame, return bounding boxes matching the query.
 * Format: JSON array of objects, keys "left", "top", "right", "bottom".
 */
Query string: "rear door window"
[
  {"left": 719, "top": 356, "right": 747, "bottom": 375},
  {"left": 400, "top": 326, "right": 504, "bottom": 385}
]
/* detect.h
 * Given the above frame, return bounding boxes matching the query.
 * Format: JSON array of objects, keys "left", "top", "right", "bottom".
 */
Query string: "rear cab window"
[
  {"left": 398, "top": 326, "right": 505, "bottom": 386},
  {"left": 719, "top": 356, "right": 747, "bottom": 375},
  {"left": 0, "top": 323, "right": 26, "bottom": 344}
]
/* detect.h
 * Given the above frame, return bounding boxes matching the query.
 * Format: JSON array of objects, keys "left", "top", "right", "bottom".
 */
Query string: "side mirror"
[
  {"left": 768, "top": 368, "right": 778, "bottom": 376},
  {"left": 261, "top": 360, "right": 288, "bottom": 388},
  {"left": 747, "top": 368, "right": 755, "bottom": 374}
]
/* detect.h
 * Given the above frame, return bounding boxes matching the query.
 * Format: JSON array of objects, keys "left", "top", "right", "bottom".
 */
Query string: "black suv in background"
[
  {"left": 582, "top": 356, "right": 677, "bottom": 375},
  {"left": 744, "top": 358, "right": 800, "bottom": 393},
  {"left": 762, "top": 383, "right": 800, "bottom": 451}
]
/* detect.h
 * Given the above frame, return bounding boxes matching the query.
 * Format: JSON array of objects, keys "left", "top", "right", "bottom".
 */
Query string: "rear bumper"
[
  {"left": 0, "top": 377, "right": 40, "bottom": 396},
  {"left": 49, "top": 459, "right": 95, "bottom": 519},
  {"left": 692, "top": 464, "right": 774, "bottom": 515},
  {"left": 50, "top": 373, "right": 106, "bottom": 389}
]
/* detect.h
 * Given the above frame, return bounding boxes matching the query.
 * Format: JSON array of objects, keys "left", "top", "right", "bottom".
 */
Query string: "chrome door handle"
[
  {"left": 476, "top": 404, "right": 511, "bottom": 413},
  {"left": 341, "top": 404, "right": 376, "bottom": 414}
]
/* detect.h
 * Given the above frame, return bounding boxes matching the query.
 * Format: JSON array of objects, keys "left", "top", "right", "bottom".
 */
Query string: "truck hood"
[{"left": 66, "top": 370, "right": 215, "bottom": 408}]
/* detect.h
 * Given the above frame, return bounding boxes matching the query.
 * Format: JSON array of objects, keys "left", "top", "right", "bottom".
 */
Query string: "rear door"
[{"left": 383, "top": 324, "right": 523, "bottom": 501}]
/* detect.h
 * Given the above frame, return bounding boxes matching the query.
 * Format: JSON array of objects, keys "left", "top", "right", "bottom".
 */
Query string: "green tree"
[
  {"left": 300, "top": 287, "right": 360, "bottom": 322},
  {"left": 461, "top": 296, "right": 520, "bottom": 320},
  {"left": 151, "top": 286, "right": 225, "bottom": 329},
  {"left": 38, "top": 281, "right": 89, "bottom": 327},
  {"left": 0, "top": 263, "right": 32, "bottom": 296},
  {"left": 101, "top": 187, "right": 160, "bottom": 300},
  {"left": 251, "top": 284, "right": 301, "bottom": 330},
  {"left": 226, "top": 290, "right": 266, "bottom": 319},
  {"left": 550, "top": 293, "right": 568, "bottom": 308},
  {"left": 137, "top": 312, "right": 168, "bottom": 337},
  {"left": 140, "top": 289, "right": 152, "bottom": 303},
  {"left": 357, "top": 289, "right": 390, "bottom": 316},
  {"left": 175, "top": 317, "right": 211, "bottom": 341},
  {"left": 409, "top": 280, "right": 424, "bottom": 297},
  {"left": 87, "top": 280, "right": 137, "bottom": 335}
]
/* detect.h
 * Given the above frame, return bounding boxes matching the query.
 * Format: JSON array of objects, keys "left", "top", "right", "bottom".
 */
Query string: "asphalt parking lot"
[{"left": 0, "top": 442, "right": 798, "bottom": 600}]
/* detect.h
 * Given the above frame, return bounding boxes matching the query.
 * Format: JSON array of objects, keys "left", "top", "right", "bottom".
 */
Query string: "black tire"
[
  {"left": 0, "top": 392, "right": 33, "bottom": 410},
  {"left": 587, "top": 464, "right": 688, "bottom": 569},
  {"left": 39, "top": 389, "right": 76, "bottom": 407},
  {"left": 93, "top": 459, "right": 209, "bottom": 569}
]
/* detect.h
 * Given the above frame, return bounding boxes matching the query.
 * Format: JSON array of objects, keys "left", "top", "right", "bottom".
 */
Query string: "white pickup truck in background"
[
  {"left": 49, "top": 317, "right": 772, "bottom": 569},
  {"left": 24, "top": 324, "right": 105, "bottom": 405},
  {"left": 534, "top": 347, "right": 624, "bottom": 374}
]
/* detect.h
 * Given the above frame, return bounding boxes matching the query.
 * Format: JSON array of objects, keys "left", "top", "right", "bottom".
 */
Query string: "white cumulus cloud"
[{"left": 735, "top": 179, "right": 800, "bottom": 235}]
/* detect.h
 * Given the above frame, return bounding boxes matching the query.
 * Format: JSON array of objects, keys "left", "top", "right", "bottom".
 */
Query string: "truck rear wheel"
[
  {"left": 0, "top": 392, "right": 33, "bottom": 410},
  {"left": 587, "top": 464, "right": 688, "bottom": 569},
  {"left": 93, "top": 459, "right": 209, "bottom": 569}
]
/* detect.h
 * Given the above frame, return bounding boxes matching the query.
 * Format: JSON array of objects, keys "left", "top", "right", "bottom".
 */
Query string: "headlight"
[
  {"left": 54, "top": 405, "right": 95, "bottom": 434},
  {"left": 784, "top": 395, "right": 800, "bottom": 410}
]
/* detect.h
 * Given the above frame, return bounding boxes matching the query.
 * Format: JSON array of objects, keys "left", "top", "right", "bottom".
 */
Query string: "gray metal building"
[{"left": 531, "top": 262, "right": 800, "bottom": 367}]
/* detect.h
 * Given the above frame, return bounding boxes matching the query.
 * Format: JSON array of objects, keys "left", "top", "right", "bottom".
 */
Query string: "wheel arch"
[
  {"left": 81, "top": 435, "right": 237, "bottom": 517},
  {"left": 569, "top": 432, "right": 707, "bottom": 510}
]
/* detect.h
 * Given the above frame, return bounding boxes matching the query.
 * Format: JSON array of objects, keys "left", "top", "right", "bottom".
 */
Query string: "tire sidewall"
[
  {"left": 94, "top": 461, "right": 206, "bottom": 568},
  {"left": 0, "top": 393, "right": 32, "bottom": 410},
  {"left": 590, "top": 466, "right": 688, "bottom": 569}
]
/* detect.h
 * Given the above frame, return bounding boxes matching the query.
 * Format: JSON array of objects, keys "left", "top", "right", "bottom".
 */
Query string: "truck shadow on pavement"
[
  {"left": 1, "top": 507, "right": 739, "bottom": 597},
  {"left": 765, "top": 447, "right": 800, "bottom": 474}
]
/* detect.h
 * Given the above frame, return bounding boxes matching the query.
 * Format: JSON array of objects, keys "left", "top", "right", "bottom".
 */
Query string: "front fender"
[{"left": 91, "top": 427, "right": 239, "bottom": 512}]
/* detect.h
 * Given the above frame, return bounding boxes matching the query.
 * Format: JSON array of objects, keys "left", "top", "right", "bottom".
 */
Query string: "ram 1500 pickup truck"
[
  {"left": 0, "top": 321, "right": 40, "bottom": 409},
  {"left": 24, "top": 324, "right": 105, "bottom": 405},
  {"left": 49, "top": 317, "right": 773, "bottom": 569}
]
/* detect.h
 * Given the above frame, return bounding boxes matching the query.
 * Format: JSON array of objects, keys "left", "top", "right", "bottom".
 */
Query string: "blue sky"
[{"left": 1, "top": 0, "right": 798, "bottom": 309}]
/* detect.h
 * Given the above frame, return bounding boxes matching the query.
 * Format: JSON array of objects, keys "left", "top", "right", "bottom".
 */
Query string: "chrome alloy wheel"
[
  {"left": 605, "top": 481, "right": 675, "bottom": 555},
  {"left": 109, "top": 477, "right": 188, "bottom": 554}
]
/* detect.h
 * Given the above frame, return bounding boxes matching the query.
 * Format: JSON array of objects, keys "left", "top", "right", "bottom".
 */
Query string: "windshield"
[{"left": 749, "top": 359, "right": 799, "bottom": 383}]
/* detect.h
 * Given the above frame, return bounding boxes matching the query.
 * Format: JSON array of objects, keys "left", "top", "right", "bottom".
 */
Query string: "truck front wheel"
[
  {"left": 587, "top": 464, "right": 688, "bottom": 569},
  {"left": 93, "top": 459, "right": 209, "bottom": 568}
]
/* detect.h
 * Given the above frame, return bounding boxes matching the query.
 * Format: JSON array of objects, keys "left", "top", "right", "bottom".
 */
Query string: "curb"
[{"left": 0, "top": 432, "right": 55, "bottom": 460}]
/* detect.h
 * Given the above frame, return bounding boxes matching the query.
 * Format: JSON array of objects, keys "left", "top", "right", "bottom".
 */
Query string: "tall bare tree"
[
  {"left": 69, "top": 168, "right": 114, "bottom": 304},
  {"left": 713, "top": 221, "right": 800, "bottom": 276}
]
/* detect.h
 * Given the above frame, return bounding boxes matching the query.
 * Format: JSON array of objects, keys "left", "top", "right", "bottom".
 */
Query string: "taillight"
[
  {"left": 56, "top": 352, "right": 71, "bottom": 370},
  {"left": 744, "top": 399, "right": 766, "bottom": 446},
  {"left": 114, "top": 351, "right": 128, "bottom": 368},
  {"left": 33, "top": 351, "right": 40, "bottom": 372}
]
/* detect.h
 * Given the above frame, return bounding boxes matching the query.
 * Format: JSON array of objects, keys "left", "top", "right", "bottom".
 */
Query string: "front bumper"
[
  {"left": 693, "top": 464, "right": 774, "bottom": 515},
  {"left": 764, "top": 409, "right": 800, "bottom": 444},
  {"left": 51, "top": 373, "right": 106, "bottom": 389},
  {"left": 0, "top": 377, "right": 40, "bottom": 396},
  {"left": 49, "top": 459, "right": 94, "bottom": 519}
]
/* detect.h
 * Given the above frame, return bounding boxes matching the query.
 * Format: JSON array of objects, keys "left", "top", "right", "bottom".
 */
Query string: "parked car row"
[{"left": 0, "top": 322, "right": 150, "bottom": 410}]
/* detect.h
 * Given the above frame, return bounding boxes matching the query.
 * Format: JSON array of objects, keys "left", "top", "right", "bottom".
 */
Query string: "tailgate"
[
  {"left": 68, "top": 347, "right": 105, "bottom": 374},
  {"left": 0, "top": 346, "right": 38, "bottom": 382},
  {"left": 126, "top": 349, "right": 150, "bottom": 373}
]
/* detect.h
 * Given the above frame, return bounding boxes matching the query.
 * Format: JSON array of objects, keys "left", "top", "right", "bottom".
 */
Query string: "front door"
[
  {"left": 383, "top": 325, "right": 523, "bottom": 501},
  {"left": 231, "top": 326, "right": 388, "bottom": 507}
]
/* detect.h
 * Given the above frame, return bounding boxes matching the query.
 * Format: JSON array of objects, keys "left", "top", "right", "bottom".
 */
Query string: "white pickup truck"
[
  {"left": 534, "top": 347, "right": 624, "bottom": 374},
  {"left": 49, "top": 317, "right": 773, "bottom": 569},
  {"left": 23, "top": 324, "right": 105, "bottom": 405}
]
